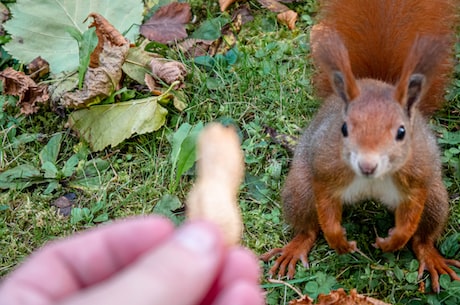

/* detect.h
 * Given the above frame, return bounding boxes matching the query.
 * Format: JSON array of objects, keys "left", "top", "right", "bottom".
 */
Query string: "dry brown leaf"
[
  {"left": 178, "top": 6, "right": 252, "bottom": 58},
  {"left": 256, "top": 0, "right": 297, "bottom": 29},
  {"left": 177, "top": 38, "right": 214, "bottom": 57},
  {"left": 85, "top": 12, "right": 128, "bottom": 68},
  {"left": 209, "top": 6, "right": 253, "bottom": 56},
  {"left": 0, "top": 67, "right": 49, "bottom": 115},
  {"left": 313, "top": 289, "right": 391, "bottom": 305},
  {"left": 219, "top": 0, "right": 237, "bottom": 12},
  {"left": 150, "top": 58, "right": 187, "bottom": 89},
  {"left": 289, "top": 296, "right": 314, "bottom": 305},
  {"left": 27, "top": 56, "right": 50, "bottom": 80},
  {"left": 277, "top": 10, "right": 298, "bottom": 30},
  {"left": 144, "top": 74, "right": 162, "bottom": 94},
  {"left": 51, "top": 194, "right": 76, "bottom": 217},
  {"left": 187, "top": 123, "right": 245, "bottom": 246},
  {"left": 140, "top": 3, "right": 191, "bottom": 44},
  {"left": 257, "top": 0, "right": 289, "bottom": 13},
  {"left": 61, "top": 13, "right": 129, "bottom": 108}
]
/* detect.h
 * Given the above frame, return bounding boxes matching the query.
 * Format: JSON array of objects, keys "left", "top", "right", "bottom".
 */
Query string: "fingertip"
[
  {"left": 224, "top": 247, "right": 261, "bottom": 282},
  {"left": 173, "top": 220, "right": 225, "bottom": 255},
  {"left": 214, "top": 281, "right": 265, "bottom": 305}
]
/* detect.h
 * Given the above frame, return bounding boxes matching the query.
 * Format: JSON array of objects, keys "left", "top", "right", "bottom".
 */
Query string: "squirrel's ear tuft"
[
  {"left": 395, "top": 73, "right": 425, "bottom": 116},
  {"left": 406, "top": 74, "right": 425, "bottom": 114},
  {"left": 333, "top": 71, "right": 350, "bottom": 103},
  {"left": 311, "top": 25, "right": 359, "bottom": 103}
]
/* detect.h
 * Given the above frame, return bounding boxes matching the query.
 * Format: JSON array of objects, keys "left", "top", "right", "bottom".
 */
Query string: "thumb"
[{"left": 62, "top": 221, "right": 225, "bottom": 305}]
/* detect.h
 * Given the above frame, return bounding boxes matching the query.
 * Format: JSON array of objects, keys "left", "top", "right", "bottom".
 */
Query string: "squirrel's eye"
[
  {"left": 341, "top": 122, "right": 348, "bottom": 137},
  {"left": 396, "top": 125, "right": 405, "bottom": 141}
]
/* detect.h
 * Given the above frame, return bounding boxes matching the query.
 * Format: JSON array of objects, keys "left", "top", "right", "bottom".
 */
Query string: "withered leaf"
[
  {"left": 145, "top": 74, "right": 162, "bottom": 94},
  {"left": 51, "top": 193, "right": 76, "bottom": 217},
  {"left": 140, "top": 2, "right": 191, "bottom": 44},
  {"left": 257, "top": 0, "right": 289, "bottom": 13},
  {"left": 257, "top": 0, "right": 298, "bottom": 29},
  {"left": 27, "top": 56, "right": 50, "bottom": 81},
  {"left": 277, "top": 10, "right": 298, "bottom": 30},
  {"left": 219, "top": 0, "right": 237, "bottom": 12},
  {"left": 289, "top": 295, "right": 314, "bottom": 305},
  {"left": 177, "top": 38, "right": 214, "bottom": 58},
  {"left": 0, "top": 67, "right": 49, "bottom": 115},
  {"left": 85, "top": 12, "right": 128, "bottom": 68},
  {"left": 150, "top": 58, "right": 187, "bottom": 89},
  {"left": 289, "top": 289, "right": 392, "bottom": 305},
  {"left": 61, "top": 13, "right": 129, "bottom": 108}
]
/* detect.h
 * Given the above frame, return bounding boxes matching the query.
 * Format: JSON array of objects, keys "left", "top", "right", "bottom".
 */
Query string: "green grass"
[{"left": 1, "top": 1, "right": 460, "bottom": 304}]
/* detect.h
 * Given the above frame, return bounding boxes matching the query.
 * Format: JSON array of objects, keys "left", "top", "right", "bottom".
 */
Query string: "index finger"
[{"left": 0, "top": 216, "right": 174, "bottom": 304}]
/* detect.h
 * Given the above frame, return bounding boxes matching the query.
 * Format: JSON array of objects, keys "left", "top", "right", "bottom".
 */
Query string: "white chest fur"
[{"left": 340, "top": 176, "right": 403, "bottom": 210}]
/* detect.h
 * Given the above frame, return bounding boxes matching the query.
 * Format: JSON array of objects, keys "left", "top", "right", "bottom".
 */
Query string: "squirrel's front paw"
[
  {"left": 330, "top": 239, "right": 357, "bottom": 254},
  {"left": 324, "top": 226, "right": 357, "bottom": 254},
  {"left": 373, "top": 235, "right": 408, "bottom": 252}
]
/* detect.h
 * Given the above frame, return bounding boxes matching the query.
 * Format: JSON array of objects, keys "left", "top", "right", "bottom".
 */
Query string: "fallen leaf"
[
  {"left": 51, "top": 193, "right": 76, "bottom": 216},
  {"left": 190, "top": 8, "right": 251, "bottom": 57},
  {"left": 192, "top": 16, "right": 230, "bottom": 41},
  {"left": 257, "top": 0, "right": 289, "bottom": 13},
  {"left": 208, "top": 14, "right": 243, "bottom": 56},
  {"left": 68, "top": 95, "right": 169, "bottom": 151},
  {"left": 4, "top": 0, "right": 143, "bottom": 73},
  {"left": 48, "top": 73, "right": 80, "bottom": 117},
  {"left": 144, "top": 74, "right": 162, "bottom": 94},
  {"left": 233, "top": 5, "right": 255, "bottom": 25},
  {"left": 150, "top": 58, "right": 187, "bottom": 89},
  {"left": 0, "top": 67, "right": 49, "bottom": 115},
  {"left": 61, "top": 13, "right": 130, "bottom": 108},
  {"left": 177, "top": 39, "right": 214, "bottom": 58},
  {"left": 86, "top": 13, "right": 128, "bottom": 68},
  {"left": 187, "top": 123, "right": 245, "bottom": 246},
  {"left": 256, "top": 0, "right": 298, "bottom": 29},
  {"left": 27, "top": 57, "right": 50, "bottom": 81},
  {"left": 289, "top": 289, "right": 392, "bottom": 305},
  {"left": 219, "top": 0, "right": 237, "bottom": 12},
  {"left": 122, "top": 40, "right": 161, "bottom": 85},
  {"left": 140, "top": 2, "right": 191, "bottom": 44},
  {"left": 277, "top": 10, "right": 298, "bottom": 30},
  {"left": 289, "top": 296, "right": 314, "bottom": 305}
]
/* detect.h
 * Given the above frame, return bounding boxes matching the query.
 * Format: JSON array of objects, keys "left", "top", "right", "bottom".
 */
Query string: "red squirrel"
[{"left": 261, "top": 0, "right": 459, "bottom": 292}]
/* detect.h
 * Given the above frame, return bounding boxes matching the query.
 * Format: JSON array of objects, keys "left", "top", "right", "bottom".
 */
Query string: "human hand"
[{"left": 0, "top": 216, "right": 263, "bottom": 305}]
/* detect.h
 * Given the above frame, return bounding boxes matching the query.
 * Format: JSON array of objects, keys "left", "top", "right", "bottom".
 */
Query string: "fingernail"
[{"left": 174, "top": 223, "right": 218, "bottom": 254}]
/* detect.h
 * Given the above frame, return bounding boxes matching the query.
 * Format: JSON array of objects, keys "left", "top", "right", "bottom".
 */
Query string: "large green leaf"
[
  {"left": 68, "top": 96, "right": 169, "bottom": 151},
  {"left": 4, "top": 0, "right": 143, "bottom": 73}
]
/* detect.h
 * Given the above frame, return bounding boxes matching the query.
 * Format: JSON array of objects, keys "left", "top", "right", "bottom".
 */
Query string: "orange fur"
[
  {"left": 312, "top": 0, "right": 458, "bottom": 115},
  {"left": 261, "top": 0, "right": 460, "bottom": 292}
]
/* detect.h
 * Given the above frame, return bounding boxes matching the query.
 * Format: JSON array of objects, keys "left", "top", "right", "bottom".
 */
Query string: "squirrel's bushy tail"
[{"left": 312, "top": 0, "right": 458, "bottom": 115}]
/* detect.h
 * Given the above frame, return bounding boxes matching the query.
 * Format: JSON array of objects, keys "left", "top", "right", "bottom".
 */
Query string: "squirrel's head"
[
  {"left": 338, "top": 76, "right": 424, "bottom": 178},
  {"left": 311, "top": 28, "right": 440, "bottom": 178}
]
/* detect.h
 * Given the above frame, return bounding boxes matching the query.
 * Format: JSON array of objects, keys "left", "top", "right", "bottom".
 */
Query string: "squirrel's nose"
[{"left": 358, "top": 161, "right": 377, "bottom": 176}]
